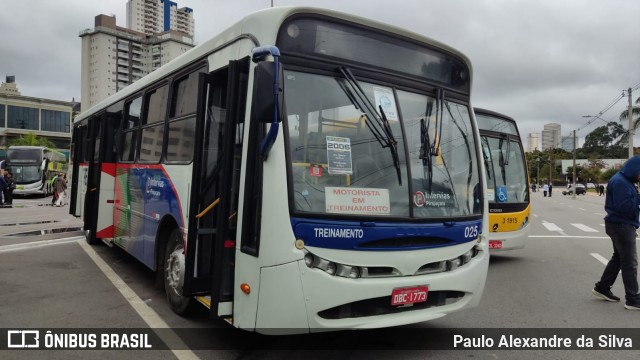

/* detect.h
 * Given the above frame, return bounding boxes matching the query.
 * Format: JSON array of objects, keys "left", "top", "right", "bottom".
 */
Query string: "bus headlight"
[
  {"left": 303, "top": 252, "right": 361, "bottom": 278},
  {"left": 335, "top": 264, "right": 361, "bottom": 279},
  {"left": 461, "top": 249, "right": 474, "bottom": 264},
  {"left": 304, "top": 253, "right": 314, "bottom": 267}
]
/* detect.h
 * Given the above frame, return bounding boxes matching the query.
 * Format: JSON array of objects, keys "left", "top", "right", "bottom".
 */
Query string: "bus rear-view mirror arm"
[{"left": 251, "top": 45, "right": 283, "bottom": 160}]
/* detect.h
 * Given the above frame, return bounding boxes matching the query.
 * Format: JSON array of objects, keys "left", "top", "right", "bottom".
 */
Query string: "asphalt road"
[{"left": 1, "top": 191, "right": 638, "bottom": 359}]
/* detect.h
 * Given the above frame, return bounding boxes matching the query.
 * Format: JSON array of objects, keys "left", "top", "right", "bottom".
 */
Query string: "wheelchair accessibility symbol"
[{"left": 496, "top": 186, "right": 508, "bottom": 203}]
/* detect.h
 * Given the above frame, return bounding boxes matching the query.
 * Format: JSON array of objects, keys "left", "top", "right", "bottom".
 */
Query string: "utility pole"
[
  {"left": 572, "top": 130, "right": 576, "bottom": 199},
  {"left": 549, "top": 151, "right": 552, "bottom": 191},
  {"left": 629, "top": 88, "right": 634, "bottom": 158}
]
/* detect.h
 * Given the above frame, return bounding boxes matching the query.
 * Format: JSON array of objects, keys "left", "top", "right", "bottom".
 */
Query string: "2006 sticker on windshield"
[{"left": 326, "top": 136, "right": 353, "bottom": 175}]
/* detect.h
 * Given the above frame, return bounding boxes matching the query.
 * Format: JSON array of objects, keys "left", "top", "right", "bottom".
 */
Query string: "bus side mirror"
[
  {"left": 252, "top": 61, "right": 283, "bottom": 124},
  {"left": 253, "top": 60, "right": 284, "bottom": 159}
]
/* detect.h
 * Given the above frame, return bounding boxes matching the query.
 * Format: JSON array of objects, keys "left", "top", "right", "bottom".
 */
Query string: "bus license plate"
[
  {"left": 489, "top": 240, "right": 503, "bottom": 249},
  {"left": 391, "top": 286, "right": 428, "bottom": 306},
  {"left": 16, "top": 185, "right": 24, "bottom": 190}
]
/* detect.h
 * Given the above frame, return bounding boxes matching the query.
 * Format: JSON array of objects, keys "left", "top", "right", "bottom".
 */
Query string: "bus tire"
[
  {"left": 85, "top": 229, "right": 99, "bottom": 245},
  {"left": 164, "top": 228, "right": 193, "bottom": 315}
]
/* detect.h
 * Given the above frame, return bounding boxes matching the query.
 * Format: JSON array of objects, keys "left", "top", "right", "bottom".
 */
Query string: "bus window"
[
  {"left": 120, "top": 96, "right": 142, "bottom": 162},
  {"left": 140, "top": 85, "right": 168, "bottom": 163}
]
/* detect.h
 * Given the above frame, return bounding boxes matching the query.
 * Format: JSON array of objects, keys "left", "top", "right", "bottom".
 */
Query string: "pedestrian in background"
[
  {"left": 599, "top": 184, "right": 605, "bottom": 196},
  {"left": 542, "top": 183, "right": 549, "bottom": 197},
  {"left": 54, "top": 173, "right": 67, "bottom": 207},
  {"left": 0, "top": 169, "right": 6, "bottom": 207},
  {"left": 49, "top": 173, "right": 59, "bottom": 206},
  {"left": 592, "top": 156, "right": 640, "bottom": 310},
  {"left": 3, "top": 171, "right": 15, "bottom": 207},
  {"left": 548, "top": 183, "right": 553, "bottom": 197}
]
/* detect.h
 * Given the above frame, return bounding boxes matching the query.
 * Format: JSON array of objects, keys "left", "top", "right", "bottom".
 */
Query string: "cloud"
[{"left": 1, "top": 0, "right": 639, "bottom": 146}]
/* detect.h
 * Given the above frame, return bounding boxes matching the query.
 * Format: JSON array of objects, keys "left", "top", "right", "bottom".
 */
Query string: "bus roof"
[{"left": 75, "top": 6, "right": 472, "bottom": 123}]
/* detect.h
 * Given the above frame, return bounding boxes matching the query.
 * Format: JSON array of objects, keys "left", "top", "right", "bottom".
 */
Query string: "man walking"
[{"left": 592, "top": 156, "right": 640, "bottom": 310}]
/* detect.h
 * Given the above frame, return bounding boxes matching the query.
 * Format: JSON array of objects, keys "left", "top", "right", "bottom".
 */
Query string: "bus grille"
[
  {"left": 356, "top": 236, "right": 451, "bottom": 249},
  {"left": 317, "top": 291, "right": 464, "bottom": 319}
]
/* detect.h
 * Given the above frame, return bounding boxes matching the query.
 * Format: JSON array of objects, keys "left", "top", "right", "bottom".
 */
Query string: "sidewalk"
[{"left": 0, "top": 195, "right": 84, "bottom": 245}]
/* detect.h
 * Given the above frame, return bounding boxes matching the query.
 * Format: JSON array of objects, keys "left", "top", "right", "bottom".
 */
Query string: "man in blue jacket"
[{"left": 592, "top": 156, "right": 640, "bottom": 310}]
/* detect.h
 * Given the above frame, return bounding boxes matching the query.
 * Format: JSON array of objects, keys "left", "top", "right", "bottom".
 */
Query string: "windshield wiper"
[
  {"left": 337, "top": 66, "right": 402, "bottom": 185},
  {"left": 444, "top": 101, "right": 475, "bottom": 212},
  {"left": 420, "top": 101, "right": 434, "bottom": 192},
  {"left": 420, "top": 89, "right": 445, "bottom": 193},
  {"left": 498, "top": 138, "right": 507, "bottom": 185},
  {"left": 432, "top": 88, "right": 444, "bottom": 156}
]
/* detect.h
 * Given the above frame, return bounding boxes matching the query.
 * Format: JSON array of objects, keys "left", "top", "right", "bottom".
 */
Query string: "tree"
[
  {"left": 581, "top": 122, "right": 626, "bottom": 156},
  {"left": 619, "top": 95, "right": 640, "bottom": 146},
  {"left": 601, "top": 168, "right": 617, "bottom": 182},
  {"left": 6, "top": 132, "right": 56, "bottom": 149}
]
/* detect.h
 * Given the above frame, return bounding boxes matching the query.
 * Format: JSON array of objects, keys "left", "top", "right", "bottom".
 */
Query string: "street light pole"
[
  {"left": 572, "top": 130, "right": 576, "bottom": 199},
  {"left": 629, "top": 88, "right": 634, "bottom": 158},
  {"left": 549, "top": 152, "right": 552, "bottom": 192}
]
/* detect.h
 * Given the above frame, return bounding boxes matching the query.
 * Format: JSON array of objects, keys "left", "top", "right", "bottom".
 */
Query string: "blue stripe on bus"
[{"left": 291, "top": 217, "right": 482, "bottom": 251}]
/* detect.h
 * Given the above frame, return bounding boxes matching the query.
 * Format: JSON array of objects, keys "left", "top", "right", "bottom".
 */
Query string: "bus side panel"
[
  {"left": 255, "top": 261, "right": 309, "bottom": 333},
  {"left": 113, "top": 164, "right": 145, "bottom": 265},
  {"left": 95, "top": 163, "right": 116, "bottom": 239},
  {"left": 142, "top": 165, "right": 190, "bottom": 269}
]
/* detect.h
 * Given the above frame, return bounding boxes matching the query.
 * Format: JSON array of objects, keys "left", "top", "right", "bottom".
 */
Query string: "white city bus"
[
  {"left": 475, "top": 108, "right": 530, "bottom": 250},
  {"left": 70, "top": 7, "right": 489, "bottom": 334},
  {"left": 6, "top": 146, "right": 67, "bottom": 196}
]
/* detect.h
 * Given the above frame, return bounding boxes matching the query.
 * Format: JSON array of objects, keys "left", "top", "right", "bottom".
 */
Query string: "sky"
[{"left": 2, "top": 0, "right": 639, "bottom": 150}]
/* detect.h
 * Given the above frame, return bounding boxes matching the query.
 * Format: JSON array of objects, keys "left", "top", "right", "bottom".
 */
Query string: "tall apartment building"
[
  {"left": 561, "top": 135, "right": 575, "bottom": 152},
  {"left": 0, "top": 77, "right": 77, "bottom": 159},
  {"left": 541, "top": 123, "right": 561, "bottom": 150},
  {"left": 527, "top": 132, "right": 540, "bottom": 152},
  {"left": 127, "top": 0, "right": 194, "bottom": 37},
  {"left": 79, "top": 1, "right": 195, "bottom": 111}
]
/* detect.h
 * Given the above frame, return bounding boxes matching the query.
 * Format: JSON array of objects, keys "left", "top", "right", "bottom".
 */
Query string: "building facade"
[
  {"left": 561, "top": 135, "right": 575, "bottom": 152},
  {"left": 527, "top": 132, "right": 539, "bottom": 152},
  {"left": 541, "top": 123, "right": 561, "bottom": 150},
  {"left": 0, "top": 77, "right": 76, "bottom": 159},
  {"left": 127, "top": 0, "right": 194, "bottom": 37},
  {"left": 79, "top": 1, "right": 194, "bottom": 111}
]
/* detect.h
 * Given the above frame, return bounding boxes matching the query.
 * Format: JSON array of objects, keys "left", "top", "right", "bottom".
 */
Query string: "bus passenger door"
[
  {"left": 183, "top": 58, "right": 249, "bottom": 318},
  {"left": 83, "top": 114, "right": 104, "bottom": 243},
  {"left": 70, "top": 122, "right": 88, "bottom": 217}
]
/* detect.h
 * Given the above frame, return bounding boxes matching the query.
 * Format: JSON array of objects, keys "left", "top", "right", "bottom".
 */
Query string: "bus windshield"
[
  {"left": 481, "top": 136, "right": 528, "bottom": 204},
  {"left": 10, "top": 165, "right": 41, "bottom": 183},
  {"left": 284, "top": 70, "right": 481, "bottom": 219}
]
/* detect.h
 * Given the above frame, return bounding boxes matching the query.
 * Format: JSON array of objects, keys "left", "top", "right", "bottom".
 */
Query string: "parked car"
[
  {"left": 562, "top": 184, "right": 586, "bottom": 195},
  {"left": 586, "top": 182, "right": 596, "bottom": 189}
]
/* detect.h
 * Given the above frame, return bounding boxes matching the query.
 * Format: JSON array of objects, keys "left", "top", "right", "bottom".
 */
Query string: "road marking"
[
  {"left": 533, "top": 214, "right": 538, "bottom": 218},
  {"left": 595, "top": 212, "right": 605, "bottom": 216},
  {"left": 542, "top": 222, "right": 563, "bottom": 231},
  {"left": 0, "top": 236, "right": 83, "bottom": 254},
  {"left": 571, "top": 223, "right": 598, "bottom": 232},
  {"left": 591, "top": 253, "right": 609, "bottom": 266},
  {"left": 579, "top": 208, "right": 586, "bottom": 211},
  {"left": 78, "top": 240, "right": 199, "bottom": 360},
  {"left": 529, "top": 235, "right": 609, "bottom": 239}
]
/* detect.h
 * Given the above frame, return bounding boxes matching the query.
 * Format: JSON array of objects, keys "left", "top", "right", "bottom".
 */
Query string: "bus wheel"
[
  {"left": 85, "top": 229, "right": 99, "bottom": 245},
  {"left": 164, "top": 228, "right": 193, "bottom": 315}
]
